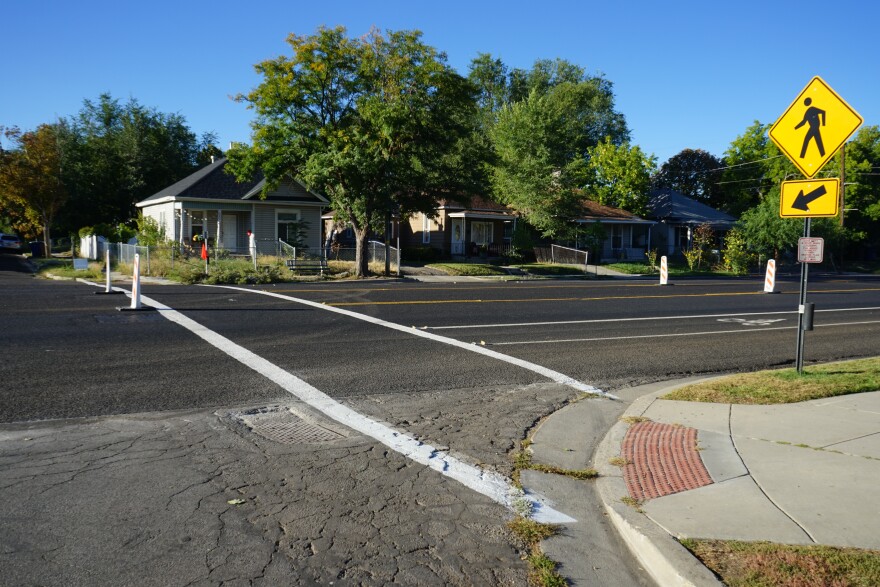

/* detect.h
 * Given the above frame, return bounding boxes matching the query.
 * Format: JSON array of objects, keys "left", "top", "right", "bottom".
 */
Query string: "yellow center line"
[{"left": 273, "top": 284, "right": 662, "bottom": 295}]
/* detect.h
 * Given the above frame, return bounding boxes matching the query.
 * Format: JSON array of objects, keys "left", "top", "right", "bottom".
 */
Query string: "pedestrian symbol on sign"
[
  {"left": 768, "top": 76, "right": 863, "bottom": 179},
  {"left": 795, "top": 98, "right": 826, "bottom": 158}
]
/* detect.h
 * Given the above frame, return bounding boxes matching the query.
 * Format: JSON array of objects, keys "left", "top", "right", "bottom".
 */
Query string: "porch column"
[
  {"left": 179, "top": 207, "right": 185, "bottom": 245},
  {"left": 217, "top": 209, "right": 223, "bottom": 249}
]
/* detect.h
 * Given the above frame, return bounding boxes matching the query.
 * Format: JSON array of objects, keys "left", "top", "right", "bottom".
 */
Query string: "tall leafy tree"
[
  {"left": 652, "top": 148, "right": 724, "bottom": 208},
  {"left": 836, "top": 126, "right": 880, "bottom": 257},
  {"left": 487, "top": 59, "right": 630, "bottom": 237},
  {"left": 468, "top": 53, "right": 509, "bottom": 124},
  {"left": 719, "top": 121, "right": 797, "bottom": 216},
  {"left": 723, "top": 120, "right": 875, "bottom": 263},
  {"left": 58, "top": 94, "right": 213, "bottom": 230},
  {"left": 227, "top": 26, "right": 485, "bottom": 277},
  {"left": 0, "top": 125, "right": 67, "bottom": 254},
  {"left": 587, "top": 137, "right": 655, "bottom": 215},
  {"left": 737, "top": 192, "right": 802, "bottom": 260}
]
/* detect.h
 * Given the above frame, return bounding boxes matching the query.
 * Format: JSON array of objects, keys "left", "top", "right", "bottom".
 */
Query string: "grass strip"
[
  {"left": 425, "top": 262, "right": 509, "bottom": 276},
  {"left": 681, "top": 538, "right": 880, "bottom": 587},
  {"left": 507, "top": 517, "right": 566, "bottom": 587},
  {"left": 664, "top": 358, "right": 880, "bottom": 404}
]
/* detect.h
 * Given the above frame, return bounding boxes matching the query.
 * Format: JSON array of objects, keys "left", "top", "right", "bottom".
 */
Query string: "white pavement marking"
[
  {"left": 81, "top": 280, "right": 576, "bottom": 524},
  {"left": 490, "top": 320, "right": 880, "bottom": 346},
  {"left": 427, "top": 307, "right": 880, "bottom": 330},
  {"left": 211, "top": 285, "right": 615, "bottom": 400}
]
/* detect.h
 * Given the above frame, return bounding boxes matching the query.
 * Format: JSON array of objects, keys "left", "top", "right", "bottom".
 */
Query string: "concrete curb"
[{"left": 594, "top": 380, "right": 723, "bottom": 587}]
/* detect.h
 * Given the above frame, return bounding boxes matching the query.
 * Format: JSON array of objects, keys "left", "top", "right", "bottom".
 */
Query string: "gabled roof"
[
  {"left": 573, "top": 199, "right": 654, "bottom": 224},
  {"left": 136, "top": 158, "right": 328, "bottom": 206},
  {"left": 438, "top": 195, "right": 512, "bottom": 214},
  {"left": 648, "top": 189, "right": 736, "bottom": 227}
]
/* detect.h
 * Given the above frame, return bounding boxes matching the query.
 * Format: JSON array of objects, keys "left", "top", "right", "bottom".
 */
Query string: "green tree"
[
  {"left": 652, "top": 149, "right": 724, "bottom": 208},
  {"left": 836, "top": 126, "right": 880, "bottom": 259},
  {"left": 228, "top": 26, "right": 485, "bottom": 277},
  {"left": 737, "top": 192, "right": 802, "bottom": 260},
  {"left": 57, "top": 94, "right": 209, "bottom": 231},
  {"left": 587, "top": 137, "right": 655, "bottom": 214},
  {"left": 683, "top": 223, "right": 715, "bottom": 270},
  {"left": 579, "top": 221, "right": 607, "bottom": 265},
  {"left": 468, "top": 53, "right": 509, "bottom": 125},
  {"left": 489, "top": 73, "right": 630, "bottom": 237},
  {"left": 0, "top": 125, "right": 67, "bottom": 255},
  {"left": 490, "top": 90, "right": 586, "bottom": 238},
  {"left": 721, "top": 227, "right": 752, "bottom": 274}
]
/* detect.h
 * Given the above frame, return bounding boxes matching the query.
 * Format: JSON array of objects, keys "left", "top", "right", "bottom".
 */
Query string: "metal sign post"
[{"left": 795, "top": 219, "right": 810, "bottom": 373}]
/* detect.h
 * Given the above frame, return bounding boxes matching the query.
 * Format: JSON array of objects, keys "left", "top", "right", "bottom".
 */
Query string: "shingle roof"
[
  {"left": 137, "top": 158, "right": 328, "bottom": 206},
  {"left": 438, "top": 196, "right": 512, "bottom": 213},
  {"left": 136, "top": 158, "right": 261, "bottom": 204},
  {"left": 648, "top": 189, "right": 736, "bottom": 227},
  {"left": 579, "top": 199, "right": 640, "bottom": 220}
]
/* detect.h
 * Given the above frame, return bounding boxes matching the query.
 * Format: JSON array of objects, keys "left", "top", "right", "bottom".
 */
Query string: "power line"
[{"left": 707, "top": 155, "right": 785, "bottom": 173}]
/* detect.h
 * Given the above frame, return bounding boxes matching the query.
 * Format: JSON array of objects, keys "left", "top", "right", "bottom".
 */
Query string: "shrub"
[
  {"left": 722, "top": 228, "right": 753, "bottom": 274},
  {"left": 402, "top": 246, "right": 442, "bottom": 263}
]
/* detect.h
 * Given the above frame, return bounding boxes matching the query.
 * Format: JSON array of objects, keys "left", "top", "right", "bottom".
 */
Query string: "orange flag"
[{"left": 201, "top": 241, "right": 208, "bottom": 261}]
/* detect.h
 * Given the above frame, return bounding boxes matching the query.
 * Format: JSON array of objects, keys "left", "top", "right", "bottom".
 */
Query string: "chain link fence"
[{"left": 326, "top": 240, "right": 400, "bottom": 271}]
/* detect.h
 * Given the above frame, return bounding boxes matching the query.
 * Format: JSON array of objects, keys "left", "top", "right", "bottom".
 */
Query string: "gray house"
[
  {"left": 647, "top": 189, "right": 736, "bottom": 257},
  {"left": 136, "top": 158, "right": 328, "bottom": 255}
]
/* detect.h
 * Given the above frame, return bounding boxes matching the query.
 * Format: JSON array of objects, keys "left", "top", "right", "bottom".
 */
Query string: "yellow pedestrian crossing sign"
[
  {"left": 779, "top": 178, "right": 840, "bottom": 217},
  {"left": 769, "top": 76, "right": 863, "bottom": 178}
]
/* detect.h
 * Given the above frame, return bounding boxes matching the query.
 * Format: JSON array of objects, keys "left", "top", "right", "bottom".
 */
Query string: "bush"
[
  {"left": 402, "top": 246, "right": 442, "bottom": 263},
  {"left": 722, "top": 228, "right": 753, "bottom": 274}
]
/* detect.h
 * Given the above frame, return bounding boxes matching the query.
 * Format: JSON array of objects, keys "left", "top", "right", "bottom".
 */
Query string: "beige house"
[{"left": 402, "top": 197, "right": 518, "bottom": 257}]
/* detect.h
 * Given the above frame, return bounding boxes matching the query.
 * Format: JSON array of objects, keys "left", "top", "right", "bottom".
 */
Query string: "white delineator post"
[
  {"left": 249, "top": 232, "right": 257, "bottom": 271},
  {"left": 105, "top": 249, "right": 112, "bottom": 292},
  {"left": 659, "top": 255, "right": 668, "bottom": 285},
  {"left": 764, "top": 259, "right": 779, "bottom": 293},
  {"left": 95, "top": 248, "right": 122, "bottom": 295},
  {"left": 129, "top": 253, "right": 142, "bottom": 310}
]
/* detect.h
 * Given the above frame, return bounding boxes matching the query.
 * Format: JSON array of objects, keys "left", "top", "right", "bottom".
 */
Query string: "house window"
[
  {"left": 471, "top": 222, "right": 492, "bottom": 246},
  {"left": 422, "top": 213, "right": 431, "bottom": 244},
  {"left": 503, "top": 221, "right": 513, "bottom": 243},
  {"left": 277, "top": 210, "right": 302, "bottom": 244},
  {"left": 611, "top": 225, "right": 623, "bottom": 250},
  {"left": 675, "top": 226, "right": 690, "bottom": 250},
  {"left": 190, "top": 214, "right": 204, "bottom": 241}
]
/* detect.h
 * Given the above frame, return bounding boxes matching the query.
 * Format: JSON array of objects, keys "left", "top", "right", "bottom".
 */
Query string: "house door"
[
  {"left": 222, "top": 215, "right": 237, "bottom": 249},
  {"left": 451, "top": 218, "right": 464, "bottom": 255}
]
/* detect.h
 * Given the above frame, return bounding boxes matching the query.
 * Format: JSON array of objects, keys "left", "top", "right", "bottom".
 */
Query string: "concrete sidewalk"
[{"left": 532, "top": 380, "right": 880, "bottom": 586}]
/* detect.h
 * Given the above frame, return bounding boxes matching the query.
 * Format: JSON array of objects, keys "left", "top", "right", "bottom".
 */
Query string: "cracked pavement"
[{"left": 0, "top": 386, "right": 574, "bottom": 586}]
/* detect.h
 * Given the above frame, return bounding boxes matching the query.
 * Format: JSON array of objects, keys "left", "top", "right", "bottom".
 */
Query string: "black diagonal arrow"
[{"left": 791, "top": 185, "right": 828, "bottom": 211}]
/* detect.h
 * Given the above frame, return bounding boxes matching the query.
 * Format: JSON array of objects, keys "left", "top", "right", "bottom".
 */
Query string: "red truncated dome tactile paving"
[{"left": 621, "top": 421, "right": 713, "bottom": 501}]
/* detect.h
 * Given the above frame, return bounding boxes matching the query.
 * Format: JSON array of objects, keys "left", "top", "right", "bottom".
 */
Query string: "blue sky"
[{"left": 4, "top": 0, "right": 877, "bottom": 165}]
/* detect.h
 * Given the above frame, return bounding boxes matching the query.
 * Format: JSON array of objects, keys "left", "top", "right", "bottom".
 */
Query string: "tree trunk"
[
  {"left": 42, "top": 221, "right": 51, "bottom": 258},
  {"left": 354, "top": 227, "right": 370, "bottom": 278}
]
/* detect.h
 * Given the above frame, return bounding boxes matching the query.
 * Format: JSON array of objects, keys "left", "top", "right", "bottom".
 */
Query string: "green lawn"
[
  {"left": 515, "top": 263, "right": 589, "bottom": 276},
  {"left": 664, "top": 357, "right": 880, "bottom": 404},
  {"left": 604, "top": 261, "right": 743, "bottom": 277},
  {"left": 681, "top": 539, "right": 880, "bottom": 587},
  {"left": 425, "top": 263, "right": 510, "bottom": 276}
]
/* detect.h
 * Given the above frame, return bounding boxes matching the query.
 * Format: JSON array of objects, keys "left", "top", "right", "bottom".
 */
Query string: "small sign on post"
[{"left": 798, "top": 237, "right": 824, "bottom": 264}]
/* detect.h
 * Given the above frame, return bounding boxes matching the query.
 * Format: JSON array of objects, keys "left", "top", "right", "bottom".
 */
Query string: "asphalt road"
[
  {"left": 6, "top": 259, "right": 879, "bottom": 420},
  {"left": 3, "top": 255, "right": 879, "bottom": 586}
]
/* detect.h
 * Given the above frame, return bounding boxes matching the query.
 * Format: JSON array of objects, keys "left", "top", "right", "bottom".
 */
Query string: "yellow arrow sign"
[
  {"left": 779, "top": 178, "right": 840, "bottom": 217},
  {"left": 769, "top": 77, "right": 863, "bottom": 178}
]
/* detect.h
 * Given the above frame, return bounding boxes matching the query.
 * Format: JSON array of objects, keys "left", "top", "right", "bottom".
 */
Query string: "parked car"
[{"left": 0, "top": 233, "right": 23, "bottom": 252}]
